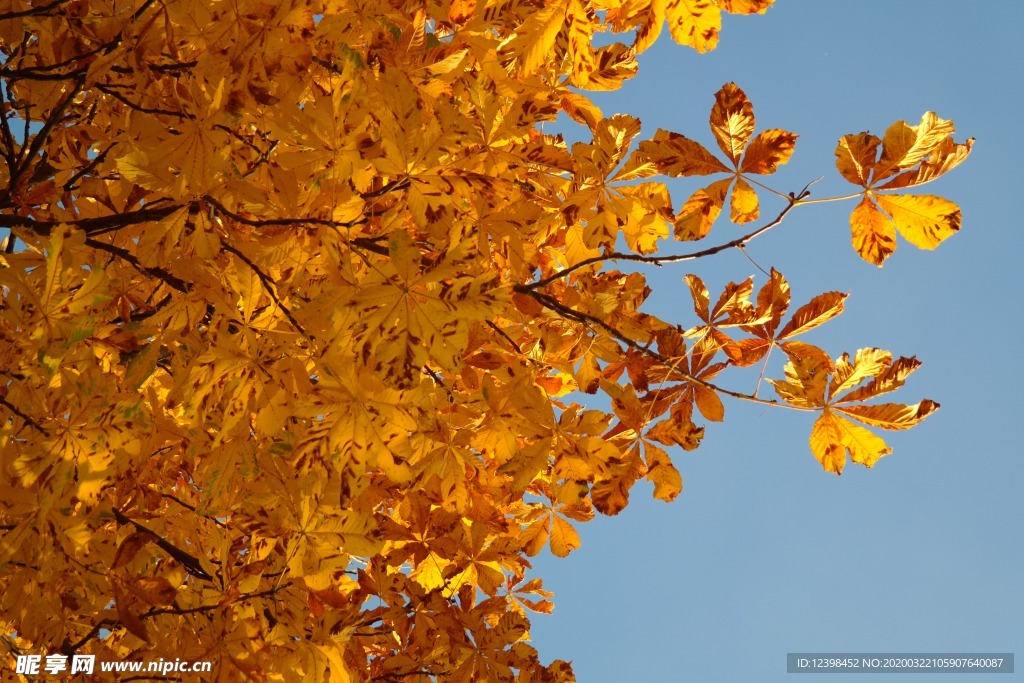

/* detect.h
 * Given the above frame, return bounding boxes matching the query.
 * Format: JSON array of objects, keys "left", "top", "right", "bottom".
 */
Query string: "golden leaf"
[
  {"left": 876, "top": 136, "right": 974, "bottom": 190},
  {"left": 674, "top": 178, "right": 731, "bottom": 240},
  {"left": 835, "top": 132, "right": 882, "bottom": 186},
  {"left": 874, "top": 112, "right": 955, "bottom": 182},
  {"left": 112, "top": 532, "right": 157, "bottom": 569},
  {"left": 783, "top": 349, "right": 937, "bottom": 473},
  {"left": 740, "top": 129, "right": 797, "bottom": 174},
  {"left": 638, "top": 129, "right": 730, "bottom": 177},
  {"left": 449, "top": 0, "right": 476, "bottom": 24},
  {"left": 665, "top": 0, "right": 722, "bottom": 53},
  {"left": 810, "top": 410, "right": 892, "bottom": 475},
  {"left": 126, "top": 576, "right": 178, "bottom": 606},
  {"left": 718, "top": 0, "right": 775, "bottom": 12},
  {"left": 515, "top": 0, "right": 570, "bottom": 76},
  {"left": 709, "top": 82, "right": 755, "bottom": 164},
  {"left": 644, "top": 442, "right": 683, "bottom": 502},
  {"left": 549, "top": 515, "right": 581, "bottom": 557},
  {"left": 567, "top": 0, "right": 598, "bottom": 88},
  {"left": 873, "top": 193, "right": 961, "bottom": 250},
  {"left": 835, "top": 400, "right": 939, "bottom": 431},
  {"left": 850, "top": 196, "right": 897, "bottom": 266},
  {"left": 777, "top": 292, "right": 847, "bottom": 340},
  {"left": 585, "top": 42, "right": 640, "bottom": 91},
  {"left": 729, "top": 176, "right": 759, "bottom": 224}
]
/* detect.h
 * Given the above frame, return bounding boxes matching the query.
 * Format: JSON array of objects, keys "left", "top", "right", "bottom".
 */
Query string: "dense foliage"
[{"left": 0, "top": 0, "right": 970, "bottom": 680}]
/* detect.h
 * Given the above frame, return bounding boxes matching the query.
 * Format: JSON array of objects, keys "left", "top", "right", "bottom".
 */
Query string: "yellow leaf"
[
  {"left": 411, "top": 553, "right": 450, "bottom": 591},
  {"left": 115, "top": 150, "right": 174, "bottom": 192},
  {"left": 684, "top": 273, "right": 710, "bottom": 321},
  {"left": 561, "top": 91, "right": 603, "bottom": 128},
  {"left": 521, "top": 517, "right": 550, "bottom": 557},
  {"left": 718, "top": 0, "right": 775, "bottom": 13},
  {"left": 709, "top": 83, "right": 754, "bottom": 164},
  {"left": 113, "top": 584, "right": 150, "bottom": 643},
  {"left": 127, "top": 577, "right": 178, "bottom": 606},
  {"left": 778, "top": 292, "right": 847, "bottom": 340},
  {"left": 694, "top": 385, "right": 724, "bottom": 422},
  {"left": 423, "top": 49, "right": 469, "bottom": 77},
  {"left": 810, "top": 410, "right": 892, "bottom": 474},
  {"left": 741, "top": 128, "right": 797, "bottom": 174},
  {"left": 877, "top": 136, "right": 974, "bottom": 190},
  {"left": 836, "top": 399, "right": 939, "bottom": 431},
  {"left": 809, "top": 411, "right": 846, "bottom": 474},
  {"left": 834, "top": 412, "right": 892, "bottom": 469},
  {"left": 112, "top": 532, "right": 156, "bottom": 569},
  {"left": 874, "top": 111, "right": 955, "bottom": 182},
  {"left": 638, "top": 129, "right": 729, "bottom": 177},
  {"left": 674, "top": 178, "right": 730, "bottom": 240},
  {"left": 835, "top": 133, "right": 881, "bottom": 187},
  {"left": 768, "top": 353, "right": 829, "bottom": 409},
  {"left": 549, "top": 514, "right": 580, "bottom": 557},
  {"left": 728, "top": 176, "right": 759, "bottom": 224},
  {"left": 833, "top": 356, "right": 923, "bottom": 404},
  {"left": 873, "top": 193, "right": 961, "bottom": 251},
  {"left": 449, "top": 0, "right": 476, "bottom": 23},
  {"left": 646, "top": 411, "right": 704, "bottom": 450},
  {"left": 850, "top": 196, "right": 897, "bottom": 266},
  {"left": 566, "top": 0, "right": 597, "bottom": 87},
  {"left": 830, "top": 348, "right": 892, "bottom": 396},
  {"left": 778, "top": 341, "right": 833, "bottom": 370},
  {"left": 665, "top": 0, "right": 721, "bottom": 53},
  {"left": 515, "top": 0, "right": 569, "bottom": 76},
  {"left": 585, "top": 42, "right": 639, "bottom": 91},
  {"left": 644, "top": 442, "right": 683, "bottom": 502}
]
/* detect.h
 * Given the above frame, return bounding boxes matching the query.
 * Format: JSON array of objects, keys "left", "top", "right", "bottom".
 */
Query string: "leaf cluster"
[{"left": 0, "top": 0, "right": 970, "bottom": 681}]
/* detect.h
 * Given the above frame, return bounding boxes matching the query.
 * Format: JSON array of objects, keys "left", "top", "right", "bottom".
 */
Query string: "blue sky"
[{"left": 529, "top": 2, "right": 1022, "bottom": 681}]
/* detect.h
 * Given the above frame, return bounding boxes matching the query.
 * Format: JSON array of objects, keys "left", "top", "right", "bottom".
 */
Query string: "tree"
[{"left": 0, "top": 0, "right": 971, "bottom": 680}]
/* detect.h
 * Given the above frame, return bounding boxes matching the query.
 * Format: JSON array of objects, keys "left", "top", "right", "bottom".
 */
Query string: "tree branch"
[
  {"left": 0, "top": 0, "right": 70, "bottom": 20},
  {"left": 512, "top": 285, "right": 806, "bottom": 410},
  {"left": 84, "top": 238, "right": 189, "bottom": 293},
  {"left": 524, "top": 189, "right": 809, "bottom": 290},
  {"left": 64, "top": 584, "right": 292, "bottom": 655},
  {"left": 63, "top": 143, "right": 117, "bottom": 191},
  {"left": 159, "top": 492, "right": 234, "bottom": 532},
  {"left": 2, "top": 203, "right": 184, "bottom": 235},
  {"left": 219, "top": 239, "right": 308, "bottom": 338},
  {"left": 96, "top": 84, "right": 191, "bottom": 119},
  {"left": 111, "top": 507, "right": 214, "bottom": 582},
  {"left": 0, "top": 395, "right": 49, "bottom": 435},
  {"left": 203, "top": 195, "right": 365, "bottom": 231}
]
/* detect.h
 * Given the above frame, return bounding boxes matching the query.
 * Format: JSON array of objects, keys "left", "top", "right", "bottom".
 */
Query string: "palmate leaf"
[
  {"left": 735, "top": 268, "right": 846, "bottom": 368},
  {"left": 710, "top": 82, "right": 755, "bottom": 164},
  {"left": 0, "top": 0, "right": 971, "bottom": 678},
  {"left": 640, "top": 82, "right": 796, "bottom": 237},
  {"left": 835, "top": 112, "right": 973, "bottom": 264},
  {"left": 771, "top": 348, "right": 939, "bottom": 474}
]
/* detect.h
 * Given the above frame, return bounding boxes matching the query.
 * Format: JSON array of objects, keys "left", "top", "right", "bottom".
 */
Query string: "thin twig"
[
  {"left": 525, "top": 189, "right": 809, "bottom": 290},
  {"left": 219, "top": 240, "right": 308, "bottom": 338},
  {"left": 513, "top": 286, "right": 813, "bottom": 411},
  {"left": 111, "top": 508, "right": 214, "bottom": 582},
  {"left": 1, "top": 203, "right": 184, "bottom": 235},
  {"left": 84, "top": 238, "right": 189, "bottom": 292},
  {"left": 0, "top": 395, "right": 48, "bottom": 435},
  {"left": 486, "top": 320, "right": 523, "bottom": 355}
]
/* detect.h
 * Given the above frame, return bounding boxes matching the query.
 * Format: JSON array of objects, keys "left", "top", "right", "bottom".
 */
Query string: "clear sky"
[{"left": 529, "top": 2, "right": 1023, "bottom": 681}]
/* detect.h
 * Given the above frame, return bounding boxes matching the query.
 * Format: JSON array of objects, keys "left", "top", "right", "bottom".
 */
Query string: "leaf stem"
[{"left": 794, "top": 191, "right": 863, "bottom": 205}]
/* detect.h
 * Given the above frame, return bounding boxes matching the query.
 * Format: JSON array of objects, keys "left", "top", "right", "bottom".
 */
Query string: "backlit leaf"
[
  {"left": 709, "top": 82, "right": 755, "bottom": 164},
  {"left": 874, "top": 193, "right": 961, "bottom": 251},
  {"left": 850, "top": 196, "right": 897, "bottom": 265}
]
